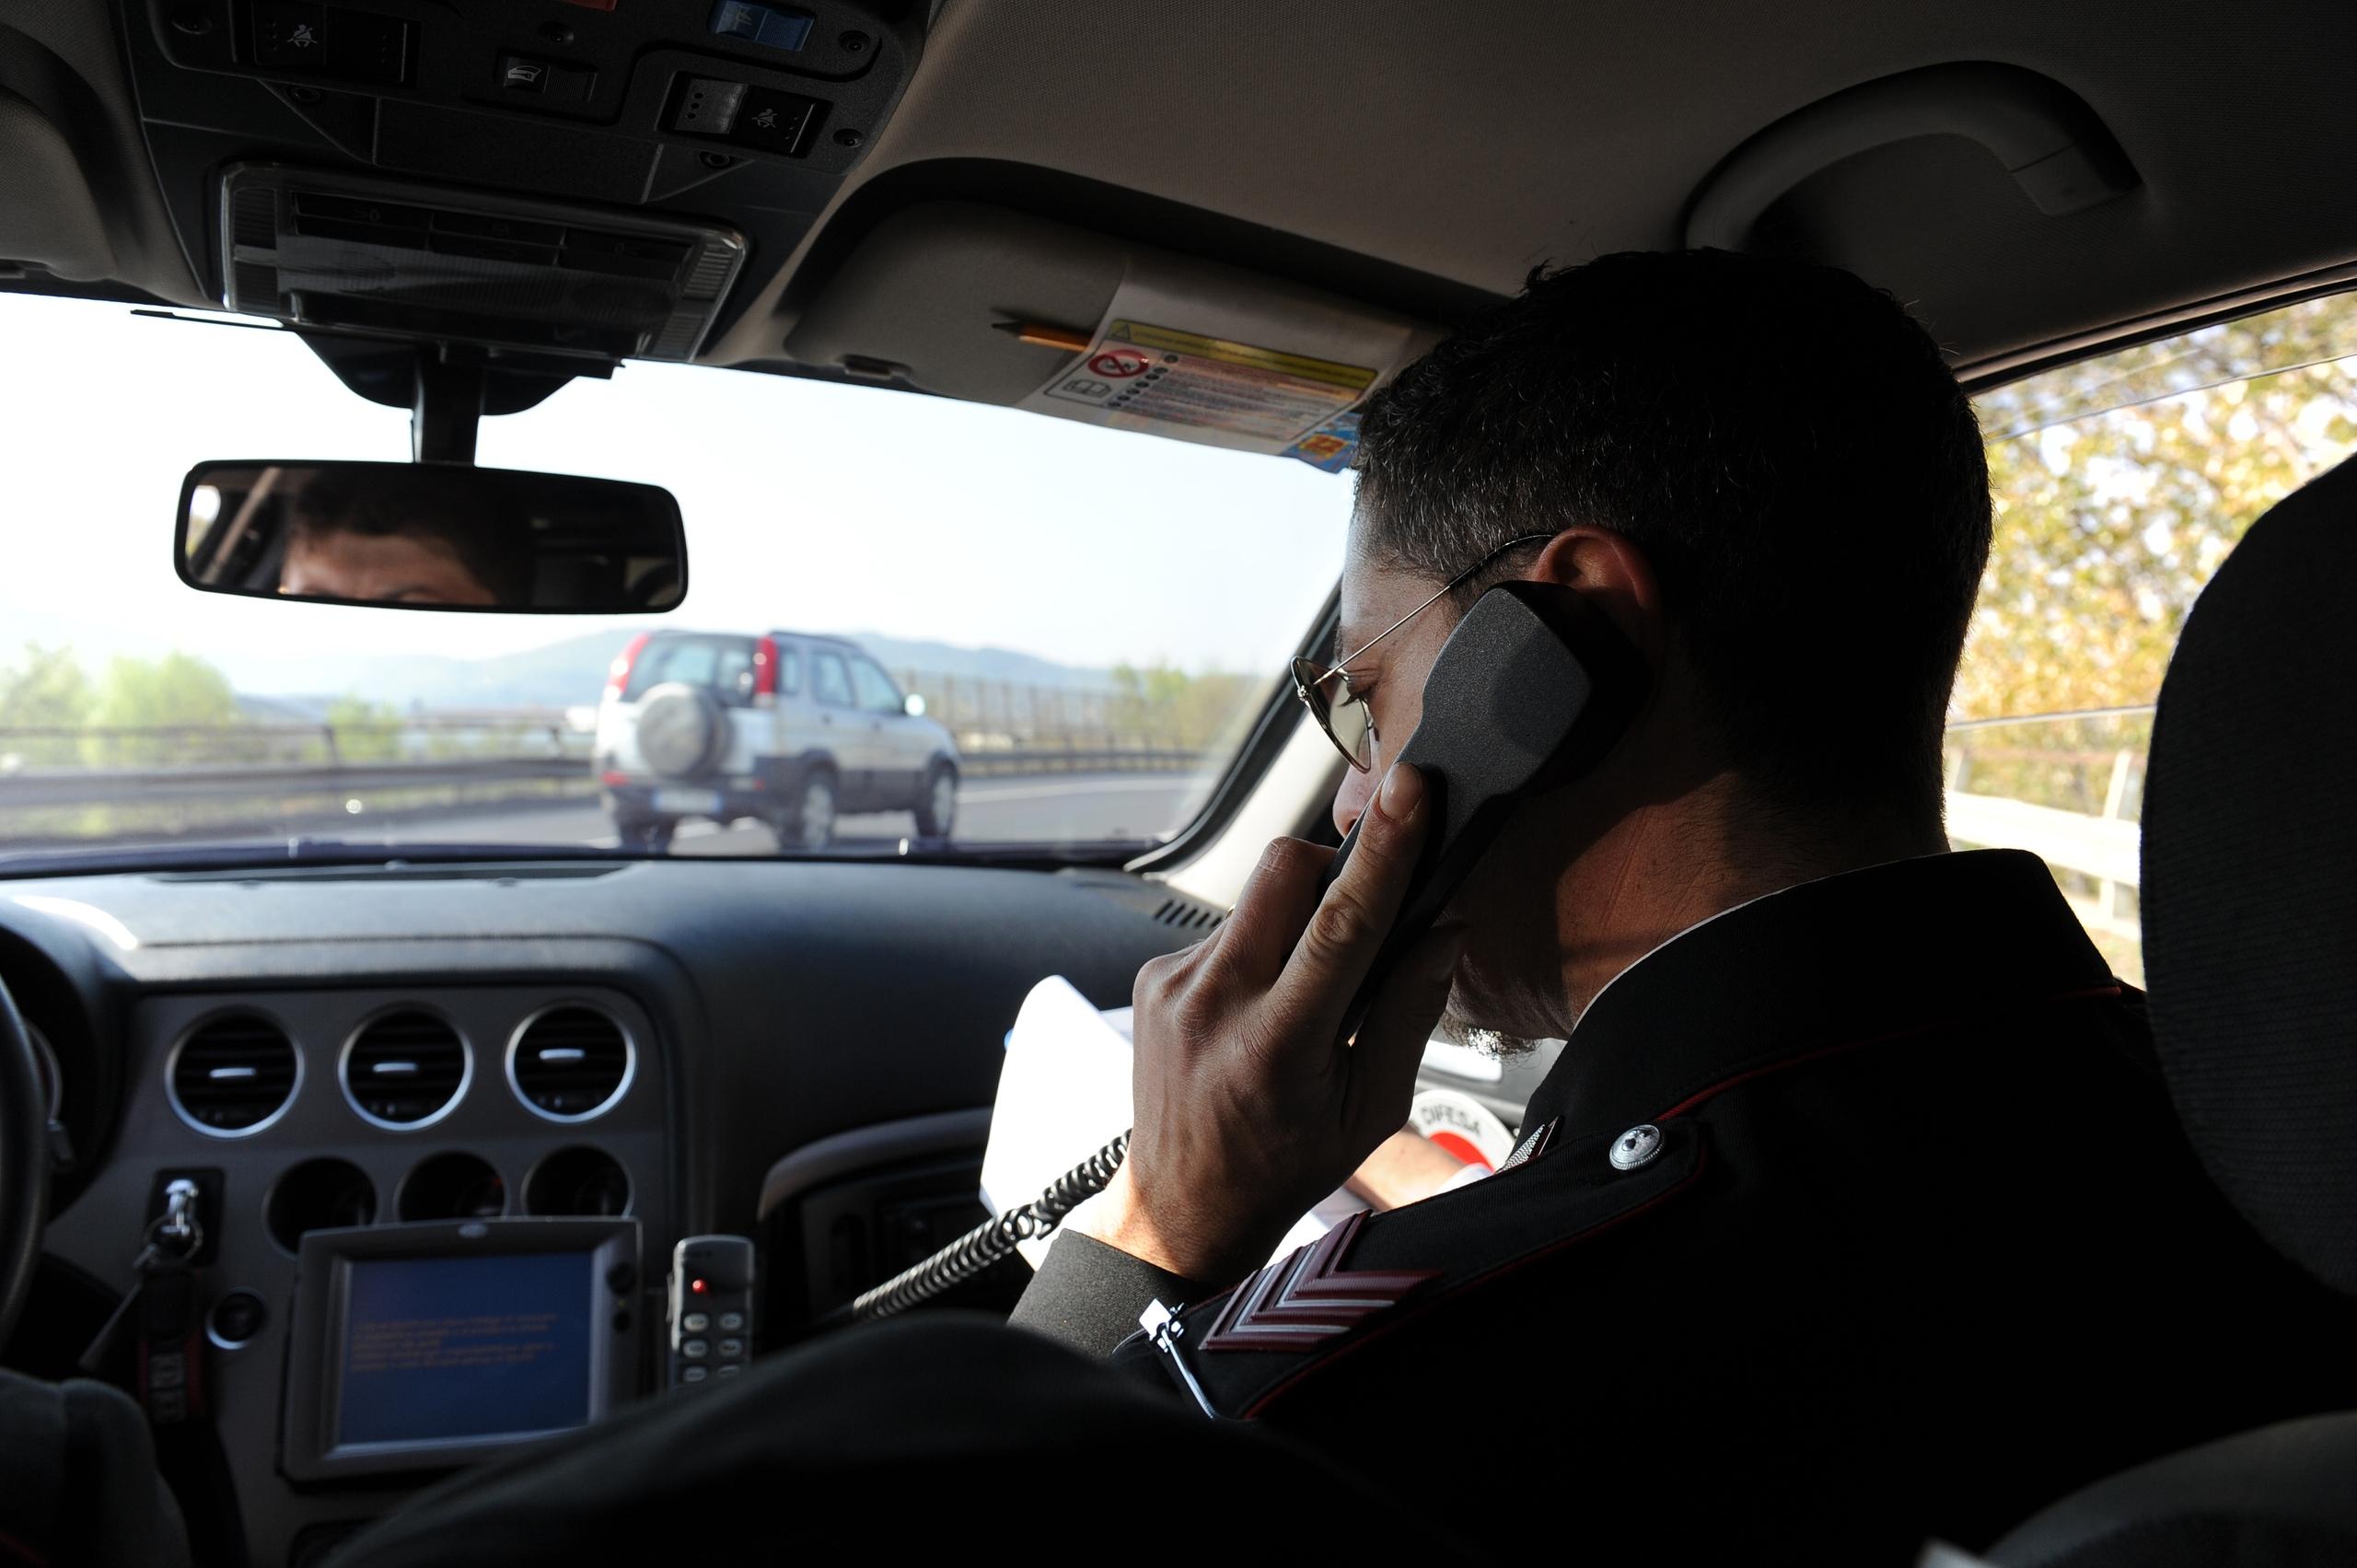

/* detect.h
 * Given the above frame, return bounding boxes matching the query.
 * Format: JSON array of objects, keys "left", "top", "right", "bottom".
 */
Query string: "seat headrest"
[{"left": 2143, "top": 454, "right": 2357, "bottom": 1296}]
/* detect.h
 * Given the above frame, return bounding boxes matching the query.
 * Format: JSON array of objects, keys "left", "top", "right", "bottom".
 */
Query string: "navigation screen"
[{"left": 336, "top": 1250, "right": 595, "bottom": 1449}]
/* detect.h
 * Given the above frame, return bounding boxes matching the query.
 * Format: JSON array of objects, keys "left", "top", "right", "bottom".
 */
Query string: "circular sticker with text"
[{"left": 1410, "top": 1088, "right": 1515, "bottom": 1171}]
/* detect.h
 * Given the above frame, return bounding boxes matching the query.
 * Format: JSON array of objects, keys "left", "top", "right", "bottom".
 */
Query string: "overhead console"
[{"left": 119, "top": 0, "right": 930, "bottom": 354}]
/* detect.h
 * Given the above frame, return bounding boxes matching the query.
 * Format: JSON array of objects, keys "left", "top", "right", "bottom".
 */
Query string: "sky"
[{"left": 0, "top": 294, "right": 1355, "bottom": 693}]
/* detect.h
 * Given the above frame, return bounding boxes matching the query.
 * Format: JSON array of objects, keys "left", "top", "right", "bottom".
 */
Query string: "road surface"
[{"left": 350, "top": 772, "right": 1212, "bottom": 856}]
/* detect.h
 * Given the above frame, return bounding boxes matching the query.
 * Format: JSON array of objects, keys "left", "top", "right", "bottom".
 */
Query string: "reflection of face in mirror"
[
  {"left": 181, "top": 459, "right": 686, "bottom": 614},
  {"left": 279, "top": 469, "right": 534, "bottom": 607}
]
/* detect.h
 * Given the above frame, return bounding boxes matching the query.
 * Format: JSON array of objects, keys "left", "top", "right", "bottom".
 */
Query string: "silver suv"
[{"left": 595, "top": 630, "right": 959, "bottom": 852}]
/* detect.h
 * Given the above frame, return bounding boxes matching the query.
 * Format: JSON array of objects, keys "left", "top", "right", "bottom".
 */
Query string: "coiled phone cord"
[{"left": 834, "top": 1131, "right": 1131, "bottom": 1324}]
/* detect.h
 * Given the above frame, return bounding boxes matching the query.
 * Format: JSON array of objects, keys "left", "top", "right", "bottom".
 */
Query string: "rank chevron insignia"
[{"left": 1200, "top": 1211, "right": 1439, "bottom": 1353}]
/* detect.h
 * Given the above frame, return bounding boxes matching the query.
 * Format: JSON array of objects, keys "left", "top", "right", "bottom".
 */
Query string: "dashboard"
[{"left": 0, "top": 854, "right": 1202, "bottom": 1566}]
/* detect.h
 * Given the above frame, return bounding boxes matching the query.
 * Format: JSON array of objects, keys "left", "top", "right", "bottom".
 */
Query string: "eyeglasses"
[{"left": 1291, "top": 531, "right": 1558, "bottom": 772}]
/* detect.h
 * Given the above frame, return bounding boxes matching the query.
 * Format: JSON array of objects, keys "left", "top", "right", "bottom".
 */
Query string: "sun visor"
[
  {"left": 784, "top": 202, "right": 1442, "bottom": 470},
  {"left": 0, "top": 89, "right": 116, "bottom": 282}
]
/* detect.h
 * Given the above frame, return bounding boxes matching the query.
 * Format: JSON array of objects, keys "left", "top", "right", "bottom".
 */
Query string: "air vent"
[
  {"left": 510, "top": 1005, "right": 633, "bottom": 1121},
  {"left": 1153, "top": 896, "right": 1225, "bottom": 932},
  {"left": 343, "top": 1009, "right": 469, "bottom": 1128},
  {"left": 170, "top": 1014, "right": 298, "bottom": 1134}
]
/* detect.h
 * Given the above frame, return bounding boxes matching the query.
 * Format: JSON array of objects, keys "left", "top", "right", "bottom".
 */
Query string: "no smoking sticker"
[{"left": 1088, "top": 347, "right": 1149, "bottom": 378}]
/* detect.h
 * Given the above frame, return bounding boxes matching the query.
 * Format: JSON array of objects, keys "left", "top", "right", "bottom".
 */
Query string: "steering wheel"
[{"left": 0, "top": 973, "right": 49, "bottom": 1350}]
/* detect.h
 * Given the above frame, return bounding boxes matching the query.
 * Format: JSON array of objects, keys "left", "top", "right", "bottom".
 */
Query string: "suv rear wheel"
[
  {"left": 915, "top": 762, "right": 957, "bottom": 840},
  {"left": 616, "top": 818, "right": 675, "bottom": 854},
  {"left": 778, "top": 771, "right": 837, "bottom": 852}
]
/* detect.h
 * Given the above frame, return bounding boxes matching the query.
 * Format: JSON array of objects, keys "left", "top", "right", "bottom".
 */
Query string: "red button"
[{"left": 690, "top": 1277, "right": 708, "bottom": 1294}]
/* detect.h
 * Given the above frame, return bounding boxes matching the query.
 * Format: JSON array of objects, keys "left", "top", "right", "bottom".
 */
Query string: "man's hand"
[{"left": 1074, "top": 763, "right": 1467, "bottom": 1286}]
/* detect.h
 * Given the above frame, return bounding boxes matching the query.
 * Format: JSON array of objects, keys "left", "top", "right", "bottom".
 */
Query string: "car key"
[{"left": 668, "top": 1235, "right": 756, "bottom": 1388}]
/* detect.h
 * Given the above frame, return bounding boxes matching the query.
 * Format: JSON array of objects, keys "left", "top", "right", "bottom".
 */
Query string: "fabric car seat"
[{"left": 1970, "top": 454, "right": 2357, "bottom": 1566}]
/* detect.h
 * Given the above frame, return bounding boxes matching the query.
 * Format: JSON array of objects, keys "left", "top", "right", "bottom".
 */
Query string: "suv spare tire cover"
[{"left": 635, "top": 682, "right": 726, "bottom": 778}]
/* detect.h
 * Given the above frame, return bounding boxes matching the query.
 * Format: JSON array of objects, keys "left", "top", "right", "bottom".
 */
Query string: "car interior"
[{"left": 1, "top": 2, "right": 2354, "bottom": 1564}]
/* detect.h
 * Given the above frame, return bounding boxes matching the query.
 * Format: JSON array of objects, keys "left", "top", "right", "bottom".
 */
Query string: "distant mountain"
[
  {"left": 220, "top": 627, "right": 1116, "bottom": 710},
  {"left": 216, "top": 632, "right": 628, "bottom": 711},
  {"left": 847, "top": 633, "right": 1118, "bottom": 692}
]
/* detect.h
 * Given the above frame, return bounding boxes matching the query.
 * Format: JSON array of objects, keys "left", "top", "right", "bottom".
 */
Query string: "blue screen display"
[{"left": 336, "top": 1251, "right": 594, "bottom": 1449}]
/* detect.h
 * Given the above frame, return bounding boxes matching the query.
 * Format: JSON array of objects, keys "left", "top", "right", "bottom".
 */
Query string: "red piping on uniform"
[
  {"left": 1244, "top": 1144, "right": 1709, "bottom": 1418},
  {"left": 1244, "top": 981, "right": 2124, "bottom": 1419},
  {"left": 1649, "top": 983, "right": 2125, "bottom": 1121}
]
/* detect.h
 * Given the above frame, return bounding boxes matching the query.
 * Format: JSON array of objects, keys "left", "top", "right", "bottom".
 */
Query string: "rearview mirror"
[{"left": 177, "top": 460, "right": 686, "bottom": 613}]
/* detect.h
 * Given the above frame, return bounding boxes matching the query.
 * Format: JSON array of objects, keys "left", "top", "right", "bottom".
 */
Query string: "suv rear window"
[{"left": 622, "top": 634, "right": 750, "bottom": 701}]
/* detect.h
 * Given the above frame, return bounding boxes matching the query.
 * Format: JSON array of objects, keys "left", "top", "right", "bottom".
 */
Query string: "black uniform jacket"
[{"left": 1009, "top": 849, "right": 2357, "bottom": 1562}]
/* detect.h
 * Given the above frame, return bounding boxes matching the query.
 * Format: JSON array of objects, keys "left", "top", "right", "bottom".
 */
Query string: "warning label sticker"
[
  {"left": 1042, "top": 319, "right": 1377, "bottom": 445},
  {"left": 1018, "top": 266, "right": 1422, "bottom": 467}
]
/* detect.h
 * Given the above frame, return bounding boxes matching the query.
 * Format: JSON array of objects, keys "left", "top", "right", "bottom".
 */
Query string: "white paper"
[
  {"left": 982, "top": 976, "right": 1501, "bottom": 1272},
  {"left": 981, "top": 976, "right": 1140, "bottom": 1268}
]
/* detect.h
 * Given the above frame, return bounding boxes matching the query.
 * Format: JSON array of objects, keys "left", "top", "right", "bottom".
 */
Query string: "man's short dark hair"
[
  {"left": 1353, "top": 249, "right": 1991, "bottom": 827},
  {"left": 292, "top": 467, "right": 536, "bottom": 605}
]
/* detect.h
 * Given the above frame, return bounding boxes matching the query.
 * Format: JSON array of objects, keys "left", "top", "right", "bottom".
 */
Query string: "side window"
[
  {"left": 1956, "top": 293, "right": 2357, "bottom": 986},
  {"left": 849, "top": 658, "right": 904, "bottom": 715},
  {"left": 777, "top": 646, "right": 802, "bottom": 696},
  {"left": 812, "top": 651, "right": 853, "bottom": 707}
]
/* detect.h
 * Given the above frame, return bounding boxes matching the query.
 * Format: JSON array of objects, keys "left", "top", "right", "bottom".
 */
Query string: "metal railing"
[
  {"left": 0, "top": 756, "right": 588, "bottom": 809},
  {"left": 0, "top": 695, "right": 2157, "bottom": 935},
  {"left": 1943, "top": 706, "right": 2153, "bottom": 979},
  {"left": 0, "top": 694, "right": 1216, "bottom": 842}
]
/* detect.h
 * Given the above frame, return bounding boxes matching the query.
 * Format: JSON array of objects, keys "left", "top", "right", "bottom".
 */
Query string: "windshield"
[{"left": 0, "top": 296, "right": 1349, "bottom": 862}]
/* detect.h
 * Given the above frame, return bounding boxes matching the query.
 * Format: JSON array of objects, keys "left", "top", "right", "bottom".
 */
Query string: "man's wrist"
[
  {"left": 1063, "top": 1168, "right": 1181, "bottom": 1272},
  {"left": 1064, "top": 1167, "right": 1259, "bottom": 1286}
]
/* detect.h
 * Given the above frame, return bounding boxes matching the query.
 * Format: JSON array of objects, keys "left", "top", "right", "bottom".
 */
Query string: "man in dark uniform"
[
  {"left": 335, "top": 253, "right": 2356, "bottom": 1568},
  {"left": 1004, "top": 251, "right": 2357, "bottom": 1556}
]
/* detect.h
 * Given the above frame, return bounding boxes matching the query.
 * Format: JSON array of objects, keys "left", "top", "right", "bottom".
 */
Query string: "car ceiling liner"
[{"left": 779, "top": 62, "right": 2147, "bottom": 460}]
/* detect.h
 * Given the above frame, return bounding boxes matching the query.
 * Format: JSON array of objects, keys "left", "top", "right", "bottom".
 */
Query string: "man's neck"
[{"left": 1553, "top": 776, "right": 1945, "bottom": 1028}]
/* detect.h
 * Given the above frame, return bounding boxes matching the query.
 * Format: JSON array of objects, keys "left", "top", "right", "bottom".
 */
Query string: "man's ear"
[{"left": 1525, "top": 528, "right": 1666, "bottom": 663}]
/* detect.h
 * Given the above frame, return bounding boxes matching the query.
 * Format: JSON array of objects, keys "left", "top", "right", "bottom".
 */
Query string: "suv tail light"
[
  {"left": 604, "top": 633, "right": 650, "bottom": 703},
  {"left": 752, "top": 635, "right": 780, "bottom": 705}
]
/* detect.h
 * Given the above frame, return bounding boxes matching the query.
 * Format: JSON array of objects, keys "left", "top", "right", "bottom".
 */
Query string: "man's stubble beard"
[
  {"left": 1426, "top": 808, "right": 1583, "bottom": 1061},
  {"left": 1431, "top": 942, "right": 1552, "bottom": 1059},
  {"left": 1432, "top": 994, "right": 1543, "bottom": 1060}
]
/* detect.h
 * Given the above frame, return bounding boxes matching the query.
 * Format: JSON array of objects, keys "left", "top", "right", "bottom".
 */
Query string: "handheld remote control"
[{"left": 668, "top": 1235, "right": 755, "bottom": 1387}]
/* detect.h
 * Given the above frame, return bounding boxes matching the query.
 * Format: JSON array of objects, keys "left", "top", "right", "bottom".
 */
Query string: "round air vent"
[
  {"left": 266, "top": 1157, "right": 377, "bottom": 1253},
  {"left": 509, "top": 1005, "right": 633, "bottom": 1121},
  {"left": 524, "top": 1146, "right": 631, "bottom": 1217},
  {"left": 169, "top": 1013, "right": 299, "bottom": 1135},
  {"left": 342, "top": 1008, "right": 469, "bottom": 1129},
  {"left": 400, "top": 1152, "right": 506, "bottom": 1221}
]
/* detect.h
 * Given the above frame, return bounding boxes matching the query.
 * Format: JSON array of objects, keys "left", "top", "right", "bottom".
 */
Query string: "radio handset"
[
  {"left": 1320, "top": 578, "right": 1647, "bottom": 1043},
  {"left": 838, "top": 579, "right": 1646, "bottom": 1325}
]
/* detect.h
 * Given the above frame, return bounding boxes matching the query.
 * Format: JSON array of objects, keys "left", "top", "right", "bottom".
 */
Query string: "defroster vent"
[
  {"left": 509, "top": 1005, "right": 633, "bottom": 1121},
  {"left": 170, "top": 1013, "right": 298, "bottom": 1134}
]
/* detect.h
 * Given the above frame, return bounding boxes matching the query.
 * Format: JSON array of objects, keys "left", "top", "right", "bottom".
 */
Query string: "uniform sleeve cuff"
[{"left": 1006, "top": 1230, "right": 1213, "bottom": 1359}]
